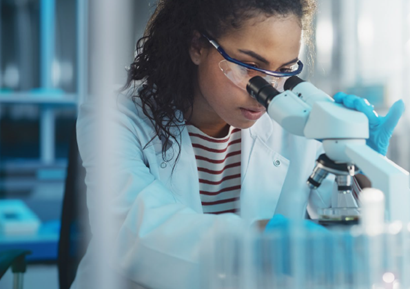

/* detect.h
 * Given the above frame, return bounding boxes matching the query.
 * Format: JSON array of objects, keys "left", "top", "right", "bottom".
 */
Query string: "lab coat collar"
[
  {"left": 240, "top": 112, "right": 290, "bottom": 224},
  {"left": 241, "top": 113, "right": 274, "bottom": 183},
  {"left": 248, "top": 112, "right": 273, "bottom": 142}
]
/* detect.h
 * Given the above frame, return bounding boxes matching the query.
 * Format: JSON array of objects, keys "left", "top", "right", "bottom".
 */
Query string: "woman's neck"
[
  {"left": 185, "top": 82, "right": 231, "bottom": 138},
  {"left": 185, "top": 107, "right": 230, "bottom": 138}
]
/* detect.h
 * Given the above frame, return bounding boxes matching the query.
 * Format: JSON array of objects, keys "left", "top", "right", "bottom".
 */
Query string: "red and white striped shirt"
[{"left": 186, "top": 124, "right": 242, "bottom": 215}]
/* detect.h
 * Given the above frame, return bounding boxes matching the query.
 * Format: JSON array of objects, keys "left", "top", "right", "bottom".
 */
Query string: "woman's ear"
[{"left": 189, "top": 30, "right": 207, "bottom": 65}]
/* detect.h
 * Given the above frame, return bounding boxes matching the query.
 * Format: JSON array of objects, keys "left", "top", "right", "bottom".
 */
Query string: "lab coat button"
[
  {"left": 160, "top": 162, "right": 167, "bottom": 168},
  {"left": 274, "top": 160, "right": 281, "bottom": 167}
]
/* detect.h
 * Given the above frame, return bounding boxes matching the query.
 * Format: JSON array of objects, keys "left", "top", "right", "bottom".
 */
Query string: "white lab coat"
[{"left": 71, "top": 91, "right": 333, "bottom": 289}]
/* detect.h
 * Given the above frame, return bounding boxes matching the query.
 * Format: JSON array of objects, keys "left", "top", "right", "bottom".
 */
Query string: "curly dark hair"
[{"left": 125, "top": 0, "right": 317, "bottom": 164}]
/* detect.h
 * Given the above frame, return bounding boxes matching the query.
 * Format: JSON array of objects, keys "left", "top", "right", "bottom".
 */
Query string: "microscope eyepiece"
[
  {"left": 246, "top": 76, "right": 280, "bottom": 108},
  {"left": 284, "top": 76, "right": 305, "bottom": 91}
]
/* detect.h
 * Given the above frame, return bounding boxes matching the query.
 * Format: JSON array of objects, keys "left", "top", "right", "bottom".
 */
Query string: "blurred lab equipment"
[
  {"left": 203, "top": 190, "right": 410, "bottom": 289},
  {"left": 247, "top": 76, "right": 410, "bottom": 224},
  {"left": 0, "top": 200, "right": 41, "bottom": 236},
  {"left": 0, "top": 7, "right": 88, "bottom": 288}
]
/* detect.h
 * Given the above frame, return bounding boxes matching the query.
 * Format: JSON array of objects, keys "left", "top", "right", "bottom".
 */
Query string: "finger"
[
  {"left": 354, "top": 98, "right": 379, "bottom": 125},
  {"left": 334, "top": 92, "right": 369, "bottom": 111},
  {"left": 265, "top": 214, "right": 289, "bottom": 231},
  {"left": 333, "top": 92, "right": 348, "bottom": 103},
  {"left": 333, "top": 92, "right": 359, "bottom": 108},
  {"left": 334, "top": 92, "right": 379, "bottom": 124},
  {"left": 382, "top": 100, "right": 405, "bottom": 133}
]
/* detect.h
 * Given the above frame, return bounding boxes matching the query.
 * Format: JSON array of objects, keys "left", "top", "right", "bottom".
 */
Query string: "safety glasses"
[{"left": 202, "top": 33, "right": 303, "bottom": 91}]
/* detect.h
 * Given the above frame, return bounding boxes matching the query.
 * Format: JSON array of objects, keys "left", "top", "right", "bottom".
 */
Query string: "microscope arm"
[{"left": 344, "top": 142, "right": 410, "bottom": 222}]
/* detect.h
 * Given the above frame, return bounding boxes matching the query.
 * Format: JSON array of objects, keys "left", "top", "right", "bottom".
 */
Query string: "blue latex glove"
[
  {"left": 333, "top": 92, "right": 405, "bottom": 156},
  {"left": 264, "top": 214, "right": 327, "bottom": 233}
]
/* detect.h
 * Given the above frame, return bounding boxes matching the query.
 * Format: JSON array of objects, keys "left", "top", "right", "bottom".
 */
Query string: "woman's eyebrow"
[
  {"left": 238, "top": 49, "right": 269, "bottom": 64},
  {"left": 238, "top": 50, "right": 299, "bottom": 67},
  {"left": 280, "top": 57, "right": 299, "bottom": 67}
]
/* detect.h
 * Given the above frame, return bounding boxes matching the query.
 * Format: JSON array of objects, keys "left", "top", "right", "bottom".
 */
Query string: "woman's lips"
[{"left": 240, "top": 108, "right": 266, "bottom": 121}]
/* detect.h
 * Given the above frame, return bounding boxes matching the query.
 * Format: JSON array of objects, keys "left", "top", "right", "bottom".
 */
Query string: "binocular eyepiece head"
[{"left": 246, "top": 76, "right": 305, "bottom": 108}]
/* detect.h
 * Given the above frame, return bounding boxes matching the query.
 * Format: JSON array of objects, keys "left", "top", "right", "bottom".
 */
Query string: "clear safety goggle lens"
[{"left": 218, "top": 60, "right": 293, "bottom": 92}]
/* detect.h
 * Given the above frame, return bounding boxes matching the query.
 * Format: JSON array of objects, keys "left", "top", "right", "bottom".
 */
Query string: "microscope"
[{"left": 247, "top": 76, "right": 410, "bottom": 224}]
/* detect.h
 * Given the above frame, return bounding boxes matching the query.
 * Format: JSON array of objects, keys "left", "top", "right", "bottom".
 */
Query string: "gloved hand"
[
  {"left": 264, "top": 214, "right": 327, "bottom": 233},
  {"left": 333, "top": 92, "right": 405, "bottom": 156}
]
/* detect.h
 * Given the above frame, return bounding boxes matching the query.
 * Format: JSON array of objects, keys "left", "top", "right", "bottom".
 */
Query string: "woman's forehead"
[
  {"left": 220, "top": 14, "right": 301, "bottom": 47},
  {"left": 217, "top": 14, "right": 302, "bottom": 65}
]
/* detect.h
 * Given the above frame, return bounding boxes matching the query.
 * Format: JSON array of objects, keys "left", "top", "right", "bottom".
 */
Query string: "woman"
[{"left": 72, "top": 0, "right": 404, "bottom": 288}]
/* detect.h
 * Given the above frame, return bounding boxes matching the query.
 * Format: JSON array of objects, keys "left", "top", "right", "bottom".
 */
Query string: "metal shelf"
[
  {"left": 0, "top": 93, "right": 77, "bottom": 105},
  {"left": 0, "top": 226, "right": 59, "bottom": 261},
  {"left": 0, "top": 0, "right": 88, "bottom": 164}
]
